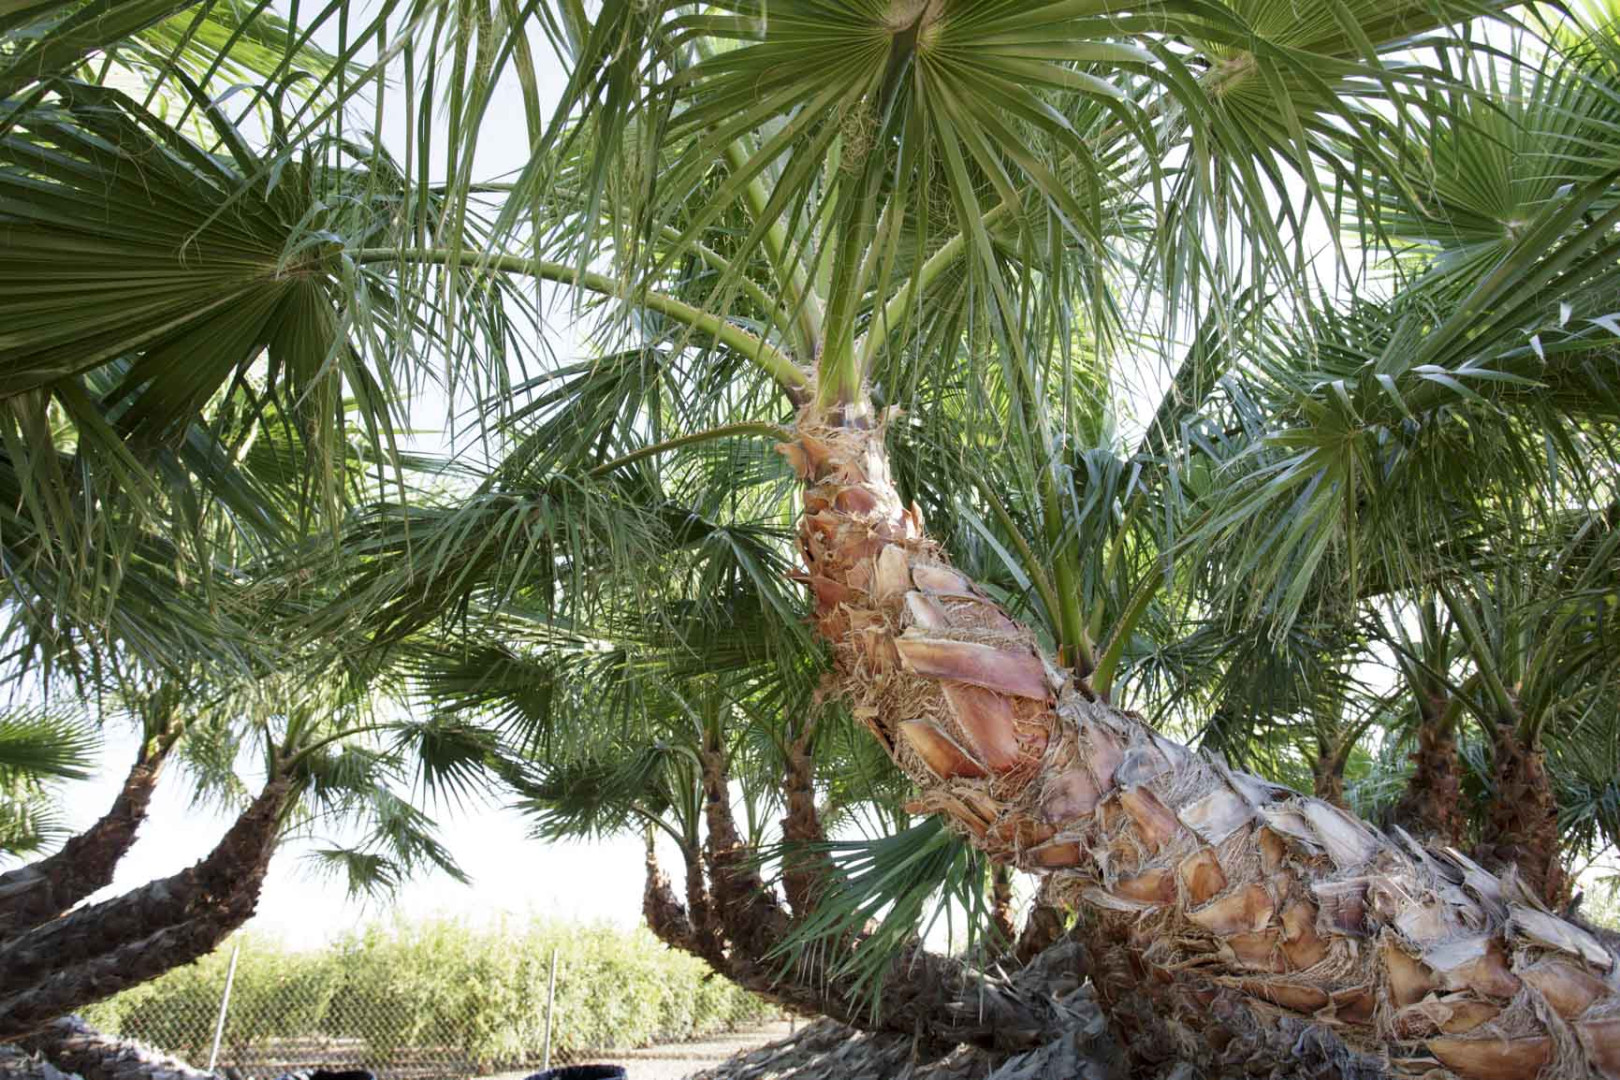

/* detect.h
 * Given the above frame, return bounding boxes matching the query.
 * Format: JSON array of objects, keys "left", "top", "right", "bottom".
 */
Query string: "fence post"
[
  {"left": 540, "top": 946, "right": 559, "bottom": 1071},
  {"left": 207, "top": 937, "right": 243, "bottom": 1073}
]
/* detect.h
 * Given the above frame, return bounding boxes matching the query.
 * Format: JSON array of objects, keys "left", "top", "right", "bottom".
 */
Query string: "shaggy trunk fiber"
[
  {"left": 644, "top": 834, "right": 700, "bottom": 955},
  {"left": 1480, "top": 723, "right": 1569, "bottom": 910},
  {"left": 681, "top": 838, "right": 726, "bottom": 966},
  {"left": 1312, "top": 739, "right": 1349, "bottom": 808},
  {"left": 0, "top": 779, "right": 289, "bottom": 1041},
  {"left": 786, "top": 409, "right": 1620, "bottom": 1080},
  {"left": 18, "top": 1015, "right": 214, "bottom": 1080},
  {"left": 0, "top": 745, "right": 170, "bottom": 941},
  {"left": 1391, "top": 696, "right": 1465, "bottom": 847}
]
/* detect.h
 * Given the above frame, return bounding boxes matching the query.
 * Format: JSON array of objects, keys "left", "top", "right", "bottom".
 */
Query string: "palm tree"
[
  {"left": 1436, "top": 517, "right": 1620, "bottom": 908},
  {"left": 0, "top": 34, "right": 520, "bottom": 1034},
  {"left": 0, "top": 660, "right": 494, "bottom": 1042},
  {"left": 6, "top": 1, "right": 1620, "bottom": 1076}
]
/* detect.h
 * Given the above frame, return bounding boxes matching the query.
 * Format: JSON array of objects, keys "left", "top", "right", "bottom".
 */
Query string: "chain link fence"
[{"left": 80, "top": 917, "right": 780, "bottom": 1080}]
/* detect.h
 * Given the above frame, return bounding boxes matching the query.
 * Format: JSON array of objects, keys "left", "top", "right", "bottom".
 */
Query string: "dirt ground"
[{"left": 483, "top": 1020, "right": 797, "bottom": 1080}]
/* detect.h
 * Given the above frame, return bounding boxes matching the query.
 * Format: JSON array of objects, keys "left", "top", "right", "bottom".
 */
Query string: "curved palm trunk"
[
  {"left": 18, "top": 1015, "right": 215, "bottom": 1080},
  {"left": 1391, "top": 695, "right": 1465, "bottom": 847},
  {"left": 0, "top": 779, "right": 289, "bottom": 1041},
  {"left": 0, "top": 744, "right": 171, "bottom": 941},
  {"left": 1479, "top": 723, "right": 1568, "bottom": 910},
  {"left": 643, "top": 831, "right": 700, "bottom": 954},
  {"left": 787, "top": 411, "right": 1620, "bottom": 1080}
]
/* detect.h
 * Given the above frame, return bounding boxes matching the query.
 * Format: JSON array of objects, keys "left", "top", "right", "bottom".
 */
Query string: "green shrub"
[{"left": 83, "top": 916, "right": 773, "bottom": 1067}]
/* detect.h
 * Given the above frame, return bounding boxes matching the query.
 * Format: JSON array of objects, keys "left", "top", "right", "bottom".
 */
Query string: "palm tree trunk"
[
  {"left": 1311, "top": 739, "right": 1348, "bottom": 808},
  {"left": 1479, "top": 722, "right": 1569, "bottom": 909},
  {"left": 644, "top": 724, "right": 1100, "bottom": 1052},
  {"left": 786, "top": 411, "right": 1620, "bottom": 1080},
  {"left": 643, "top": 830, "right": 699, "bottom": 954},
  {"left": 0, "top": 744, "right": 171, "bottom": 941},
  {"left": 698, "top": 726, "right": 794, "bottom": 969},
  {"left": 644, "top": 838, "right": 1104, "bottom": 1061},
  {"left": 779, "top": 724, "right": 829, "bottom": 920},
  {"left": 680, "top": 838, "right": 725, "bottom": 966},
  {"left": 0, "top": 779, "right": 289, "bottom": 1041},
  {"left": 18, "top": 1015, "right": 214, "bottom": 1080},
  {"left": 1390, "top": 695, "right": 1465, "bottom": 846}
]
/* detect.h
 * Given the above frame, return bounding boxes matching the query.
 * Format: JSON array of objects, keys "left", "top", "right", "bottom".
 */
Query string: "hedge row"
[{"left": 83, "top": 916, "right": 773, "bottom": 1067}]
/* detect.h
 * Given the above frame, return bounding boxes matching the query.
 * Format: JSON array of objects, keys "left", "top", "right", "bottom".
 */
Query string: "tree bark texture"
[
  {"left": 0, "top": 749, "right": 168, "bottom": 941},
  {"left": 0, "top": 779, "right": 289, "bottom": 1041},
  {"left": 1480, "top": 722, "right": 1570, "bottom": 910},
  {"left": 1390, "top": 696, "right": 1465, "bottom": 847},
  {"left": 784, "top": 411, "right": 1620, "bottom": 1080},
  {"left": 779, "top": 724, "right": 830, "bottom": 921},
  {"left": 17, "top": 1015, "right": 215, "bottom": 1080}
]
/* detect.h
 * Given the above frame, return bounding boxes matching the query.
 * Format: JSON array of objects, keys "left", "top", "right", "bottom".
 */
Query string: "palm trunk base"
[
  {"left": 688, "top": 1016, "right": 1000, "bottom": 1080},
  {"left": 684, "top": 979, "right": 1119, "bottom": 1080}
]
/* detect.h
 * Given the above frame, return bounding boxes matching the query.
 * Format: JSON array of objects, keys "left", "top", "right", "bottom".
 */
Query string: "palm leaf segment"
[
  {"left": 0, "top": 708, "right": 97, "bottom": 860},
  {"left": 5, "top": 81, "right": 401, "bottom": 444}
]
